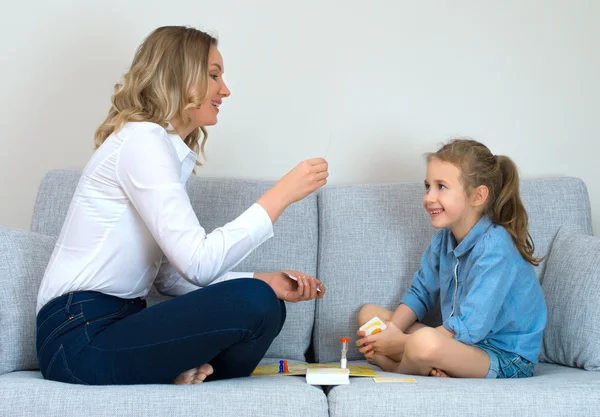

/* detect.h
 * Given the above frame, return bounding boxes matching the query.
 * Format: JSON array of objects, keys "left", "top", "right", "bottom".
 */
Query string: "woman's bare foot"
[
  {"left": 174, "top": 364, "right": 214, "bottom": 385},
  {"left": 430, "top": 368, "right": 450, "bottom": 377}
]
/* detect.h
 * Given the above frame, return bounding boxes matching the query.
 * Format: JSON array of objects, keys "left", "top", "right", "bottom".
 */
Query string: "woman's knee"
[
  {"left": 234, "top": 279, "right": 282, "bottom": 331},
  {"left": 244, "top": 279, "right": 279, "bottom": 310}
]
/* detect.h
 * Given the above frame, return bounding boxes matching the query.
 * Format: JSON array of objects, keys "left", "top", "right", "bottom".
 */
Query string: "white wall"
[{"left": 1, "top": 0, "right": 598, "bottom": 235}]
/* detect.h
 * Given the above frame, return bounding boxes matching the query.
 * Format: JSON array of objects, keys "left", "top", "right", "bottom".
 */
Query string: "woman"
[{"left": 36, "top": 26, "right": 328, "bottom": 386}]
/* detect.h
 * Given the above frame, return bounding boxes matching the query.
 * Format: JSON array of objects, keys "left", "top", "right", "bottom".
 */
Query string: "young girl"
[
  {"left": 36, "top": 26, "right": 328, "bottom": 386},
  {"left": 356, "top": 139, "right": 546, "bottom": 379}
]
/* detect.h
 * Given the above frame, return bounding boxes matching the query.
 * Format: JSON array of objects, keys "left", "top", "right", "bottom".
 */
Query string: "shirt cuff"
[
  {"left": 400, "top": 293, "right": 427, "bottom": 321},
  {"left": 232, "top": 203, "right": 274, "bottom": 246},
  {"left": 210, "top": 271, "right": 255, "bottom": 285},
  {"left": 443, "top": 316, "right": 472, "bottom": 344}
]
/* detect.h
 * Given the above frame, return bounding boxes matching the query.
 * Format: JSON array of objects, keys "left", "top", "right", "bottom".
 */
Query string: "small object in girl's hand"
[
  {"left": 282, "top": 271, "right": 321, "bottom": 292},
  {"left": 359, "top": 316, "right": 387, "bottom": 336}
]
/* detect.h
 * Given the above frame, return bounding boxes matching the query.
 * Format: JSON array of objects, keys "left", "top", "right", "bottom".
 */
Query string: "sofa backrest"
[
  {"left": 30, "top": 170, "right": 319, "bottom": 361},
  {"left": 313, "top": 178, "right": 593, "bottom": 363},
  {"left": 26, "top": 171, "right": 596, "bottom": 365}
]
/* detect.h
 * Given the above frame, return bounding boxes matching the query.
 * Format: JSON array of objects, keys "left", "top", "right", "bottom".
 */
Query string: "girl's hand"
[
  {"left": 254, "top": 271, "right": 326, "bottom": 302},
  {"left": 355, "top": 321, "right": 406, "bottom": 359}
]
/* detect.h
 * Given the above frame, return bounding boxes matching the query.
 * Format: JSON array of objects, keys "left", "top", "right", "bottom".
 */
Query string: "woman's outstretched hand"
[
  {"left": 254, "top": 270, "right": 326, "bottom": 302},
  {"left": 257, "top": 158, "right": 329, "bottom": 223}
]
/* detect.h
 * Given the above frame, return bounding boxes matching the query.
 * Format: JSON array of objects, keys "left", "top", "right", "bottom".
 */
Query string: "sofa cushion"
[
  {"left": 540, "top": 228, "right": 600, "bottom": 370},
  {"left": 327, "top": 361, "right": 600, "bottom": 417},
  {"left": 519, "top": 178, "right": 593, "bottom": 278},
  {"left": 30, "top": 170, "right": 318, "bottom": 361},
  {"left": 0, "top": 369, "right": 328, "bottom": 417},
  {"left": 0, "top": 227, "right": 56, "bottom": 375}
]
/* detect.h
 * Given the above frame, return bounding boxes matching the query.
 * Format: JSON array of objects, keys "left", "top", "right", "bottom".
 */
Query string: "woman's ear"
[{"left": 471, "top": 185, "right": 489, "bottom": 208}]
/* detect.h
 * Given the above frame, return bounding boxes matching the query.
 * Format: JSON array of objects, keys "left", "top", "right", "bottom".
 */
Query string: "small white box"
[{"left": 305, "top": 368, "right": 350, "bottom": 385}]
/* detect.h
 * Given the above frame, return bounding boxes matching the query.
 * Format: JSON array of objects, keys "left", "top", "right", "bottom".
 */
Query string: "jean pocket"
[
  {"left": 37, "top": 307, "right": 66, "bottom": 333},
  {"left": 508, "top": 357, "right": 535, "bottom": 378},
  {"left": 45, "top": 344, "right": 89, "bottom": 385},
  {"left": 37, "top": 299, "right": 93, "bottom": 332},
  {"left": 83, "top": 302, "right": 129, "bottom": 326},
  {"left": 38, "top": 312, "right": 85, "bottom": 361},
  {"left": 44, "top": 345, "right": 71, "bottom": 383},
  {"left": 518, "top": 361, "right": 535, "bottom": 378}
]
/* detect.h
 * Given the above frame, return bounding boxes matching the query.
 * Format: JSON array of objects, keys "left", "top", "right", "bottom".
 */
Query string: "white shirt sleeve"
[
  {"left": 153, "top": 257, "right": 255, "bottom": 296},
  {"left": 115, "top": 124, "right": 273, "bottom": 287}
]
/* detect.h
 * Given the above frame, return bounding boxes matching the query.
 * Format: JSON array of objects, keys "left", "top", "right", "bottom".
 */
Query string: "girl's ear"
[{"left": 471, "top": 185, "right": 489, "bottom": 208}]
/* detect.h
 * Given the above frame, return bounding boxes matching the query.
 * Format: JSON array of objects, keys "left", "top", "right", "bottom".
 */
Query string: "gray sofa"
[{"left": 1, "top": 170, "right": 599, "bottom": 417}]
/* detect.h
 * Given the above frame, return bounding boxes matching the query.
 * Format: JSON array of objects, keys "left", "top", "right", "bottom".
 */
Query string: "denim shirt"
[{"left": 400, "top": 216, "right": 547, "bottom": 363}]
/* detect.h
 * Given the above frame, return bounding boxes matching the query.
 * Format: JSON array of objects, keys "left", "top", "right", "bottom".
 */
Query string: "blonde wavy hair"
[{"left": 94, "top": 26, "right": 218, "bottom": 166}]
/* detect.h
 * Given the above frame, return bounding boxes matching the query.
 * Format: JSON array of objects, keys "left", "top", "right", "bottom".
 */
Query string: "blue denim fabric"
[
  {"left": 401, "top": 216, "right": 547, "bottom": 364},
  {"left": 36, "top": 279, "right": 285, "bottom": 385},
  {"left": 476, "top": 339, "right": 535, "bottom": 378}
]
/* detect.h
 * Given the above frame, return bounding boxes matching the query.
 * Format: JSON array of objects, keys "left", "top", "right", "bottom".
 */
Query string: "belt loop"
[{"left": 65, "top": 293, "right": 74, "bottom": 318}]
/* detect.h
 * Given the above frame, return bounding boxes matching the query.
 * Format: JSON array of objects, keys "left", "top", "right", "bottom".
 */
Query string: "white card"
[{"left": 282, "top": 271, "right": 321, "bottom": 292}]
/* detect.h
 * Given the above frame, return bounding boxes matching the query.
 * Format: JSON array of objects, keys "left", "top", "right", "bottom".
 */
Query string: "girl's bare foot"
[
  {"left": 370, "top": 353, "right": 400, "bottom": 373},
  {"left": 430, "top": 368, "right": 450, "bottom": 377},
  {"left": 174, "top": 364, "right": 214, "bottom": 384}
]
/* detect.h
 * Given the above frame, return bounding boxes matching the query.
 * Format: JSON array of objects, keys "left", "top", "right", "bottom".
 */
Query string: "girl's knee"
[
  {"left": 357, "top": 304, "right": 381, "bottom": 326},
  {"left": 404, "top": 327, "right": 442, "bottom": 362}
]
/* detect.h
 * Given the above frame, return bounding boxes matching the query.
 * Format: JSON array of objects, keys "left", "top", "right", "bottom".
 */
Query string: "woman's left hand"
[{"left": 254, "top": 271, "right": 325, "bottom": 302}]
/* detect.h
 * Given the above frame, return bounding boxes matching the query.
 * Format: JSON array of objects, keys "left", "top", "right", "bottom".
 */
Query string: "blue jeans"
[
  {"left": 36, "top": 279, "right": 286, "bottom": 385},
  {"left": 475, "top": 339, "right": 535, "bottom": 379}
]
